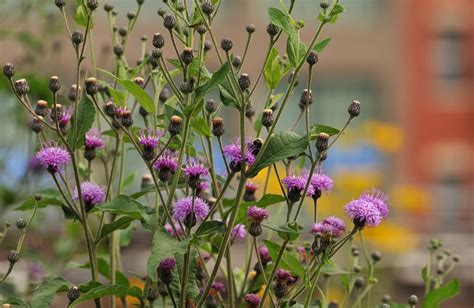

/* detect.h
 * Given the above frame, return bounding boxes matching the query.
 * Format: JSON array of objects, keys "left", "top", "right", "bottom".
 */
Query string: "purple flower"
[
  {"left": 223, "top": 140, "right": 256, "bottom": 172},
  {"left": 245, "top": 182, "right": 258, "bottom": 192},
  {"left": 153, "top": 152, "right": 178, "bottom": 172},
  {"left": 211, "top": 282, "right": 225, "bottom": 293},
  {"left": 258, "top": 245, "right": 272, "bottom": 265},
  {"left": 197, "top": 181, "right": 209, "bottom": 194},
  {"left": 36, "top": 145, "right": 71, "bottom": 173},
  {"left": 309, "top": 173, "right": 333, "bottom": 197},
  {"left": 85, "top": 128, "right": 104, "bottom": 149},
  {"left": 231, "top": 224, "right": 247, "bottom": 241},
  {"left": 275, "top": 269, "right": 292, "bottom": 282},
  {"left": 58, "top": 108, "right": 72, "bottom": 126},
  {"left": 296, "top": 246, "right": 306, "bottom": 254},
  {"left": 311, "top": 216, "right": 346, "bottom": 238},
  {"left": 359, "top": 188, "right": 389, "bottom": 218},
  {"left": 173, "top": 197, "right": 209, "bottom": 223},
  {"left": 184, "top": 161, "right": 208, "bottom": 178},
  {"left": 247, "top": 206, "right": 269, "bottom": 223},
  {"left": 165, "top": 223, "right": 184, "bottom": 238},
  {"left": 282, "top": 172, "right": 315, "bottom": 202},
  {"left": 244, "top": 294, "right": 261, "bottom": 307},
  {"left": 158, "top": 257, "right": 176, "bottom": 272},
  {"left": 345, "top": 199, "right": 383, "bottom": 228},
  {"left": 138, "top": 129, "right": 161, "bottom": 150},
  {"left": 72, "top": 181, "right": 105, "bottom": 211}
]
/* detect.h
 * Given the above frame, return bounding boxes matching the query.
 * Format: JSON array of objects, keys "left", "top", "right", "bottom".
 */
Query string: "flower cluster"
[
  {"left": 310, "top": 216, "right": 346, "bottom": 239},
  {"left": 344, "top": 189, "right": 389, "bottom": 228},
  {"left": 173, "top": 197, "right": 209, "bottom": 228},
  {"left": 72, "top": 181, "right": 105, "bottom": 212},
  {"left": 36, "top": 145, "right": 70, "bottom": 173}
]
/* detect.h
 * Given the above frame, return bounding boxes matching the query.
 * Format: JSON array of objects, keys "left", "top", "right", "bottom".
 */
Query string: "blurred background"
[{"left": 0, "top": 0, "right": 472, "bottom": 306}]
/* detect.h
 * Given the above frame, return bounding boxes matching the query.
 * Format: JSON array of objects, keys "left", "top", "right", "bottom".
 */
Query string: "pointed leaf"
[
  {"left": 67, "top": 98, "right": 96, "bottom": 149},
  {"left": 70, "top": 285, "right": 142, "bottom": 307},
  {"left": 30, "top": 277, "right": 69, "bottom": 308},
  {"left": 195, "top": 63, "right": 230, "bottom": 99},
  {"left": 423, "top": 279, "right": 461, "bottom": 308},
  {"left": 313, "top": 38, "right": 332, "bottom": 53}
]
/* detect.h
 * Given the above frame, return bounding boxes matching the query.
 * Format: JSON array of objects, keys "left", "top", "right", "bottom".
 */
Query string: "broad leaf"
[
  {"left": 196, "top": 220, "right": 226, "bottom": 237},
  {"left": 98, "top": 217, "right": 135, "bottom": 242},
  {"left": 313, "top": 38, "right": 332, "bottom": 53},
  {"left": 423, "top": 279, "right": 460, "bottom": 308},
  {"left": 310, "top": 124, "right": 340, "bottom": 139},
  {"left": 247, "top": 131, "right": 308, "bottom": 178},
  {"left": 219, "top": 84, "right": 238, "bottom": 108},
  {"left": 146, "top": 230, "right": 189, "bottom": 282},
  {"left": 67, "top": 98, "right": 96, "bottom": 149},
  {"left": 287, "top": 34, "right": 307, "bottom": 68},
  {"left": 15, "top": 190, "right": 63, "bottom": 211},
  {"left": 263, "top": 240, "right": 305, "bottom": 278},
  {"left": 0, "top": 297, "right": 29, "bottom": 308},
  {"left": 195, "top": 63, "right": 230, "bottom": 99},
  {"left": 30, "top": 277, "right": 69, "bottom": 308},
  {"left": 191, "top": 117, "right": 211, "bottom": 138},
  {"left": 70, "top": 285, "right": 142, "bottom": 307},
  {"left": 268, "top": 7, "right": 295, "bottom": 36},
  {"left": 420, "top": 265, "right": 428, "bottom": 283},
  {"left": 321, "top": 263, "right": 349, "bottom": 276},
  {"left": 264, "top": 47, "right": 282, "bottom": 89},
  {"left": 74, "top": 0, "right": 94, "bottom": 29},
  {"left": 263, "top": 222, "right": 302, "bottom": 241},
  {"left": 97, "top": 195, "right": 149, "bottom": 221}
]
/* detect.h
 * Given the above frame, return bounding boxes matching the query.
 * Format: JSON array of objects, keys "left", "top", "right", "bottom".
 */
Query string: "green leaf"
[
  {"left": 263, "top": 222, "right": 302, "bottom": 241},
  {"left": 0, "top": 297, "right": 30, "bottom": 307},
  {"left": 268, "top": 7, "right": 295, "bottom": 36},
  {"left": 195, "top": 63, "right": 230, "bottom": 99},
  {"left": 146, "top": 230, "right": 189, "bottom": 282},
  {"left": 287, "top": 34, "right": 307, "bottom": 68},
  {"left": 98, "top": 217, "right": 135, "bottom": 242},
  {"left": 122, "top": 172, "right": 136, "bottom": 190},
  {"left": 30, "top": 277, "right": 69, "bottom": 308},
  {"left": 97, "top": 195, "right": 149, "bottom": 221},
  {"left": 263, "top": 240, "right": 305, "bottom": 278},
  {"left": 191, "top": 117, "right": 211, "bottom": 137},
  {"left": 234, "top": 194, "right": 286, "bottom": 223},
  {"left": 264, "top": 48, "right": 282, "bottom": 89},
  {"left": 420, "top": 265, "right": 428, "bottom": 283},
  {"left": 247, "top": 131, "right": 308, "bottom": 178},
  {"left": 70, "top": 285, "right": 142, "bottom": 307},
  {"left": 219, "top": 84, "right": 238, "bottom": 108},
  {"left": 310, "top": 124, "right": 340, "bottom": 139},
  {"left": 197, "top": 220, "right": 226, "bottom": 237},
  {"left": 15, "top": 190, "right": 63, "bottom": 211},
  {"left": 313, "top": 38, "right": 332, "bottom": 53},
  {"left": 67, "top": 98, "right": 96, "bottom": 149},
  {"left": 107, "top": 87, "right": 126, "bottom": 107},
  {"left": 74, "top": 2, "right": 94, "bottom": 29},
  {"left": 423, "top": 279, "right": 461, "bottom": 308},
  {"left": 321, "top": 263, "right": 349, "bottom": 276},
  {"left": 98, "top": 69, "right": 156, "bottom": 115}
]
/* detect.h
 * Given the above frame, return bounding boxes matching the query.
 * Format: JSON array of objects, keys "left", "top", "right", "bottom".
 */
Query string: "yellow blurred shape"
[
  {"left": 391, "top": 185, "right": 431, "bottom": 214},
  {"left": 363, "top": 121, "right": 404, "bottom": 153},
  {"left": 363, "top": 222, "right": 419, "bottom": 253}
]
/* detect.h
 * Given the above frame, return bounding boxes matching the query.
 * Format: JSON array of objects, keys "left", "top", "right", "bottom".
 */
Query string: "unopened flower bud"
[
  {"left": 35, "top": 100, "right": 48, "bottom": 117},
  {"left": 137, "top": 0, "right": 145, "bottom": 4},
  {"left": 262, "top": 109, "right": 273, "bottom": 128},
  {"left": 212, "top": 117, "right": 224, "bottom": 137},
  {"left": 245, "top": 103, "right": 256, "bottom": 119},
  {"left": 118, "top": 27, "right": 127, "bottom": 37},
  {"left": 201, "top": 1, "right": 214, "bottom": 15},
  {"left": 30, "top": 116, "right": 44, "bottom": 133},
  {"left": 87, "top": 0, "right": 99, "bottom": 10},
  {"left": 34, "top": 193, "right": 42, "bottom": 201},
  {"left": 159, "top": 88, "right": 171, "bottom": 103},
  {"left": 266, "top": 23, "right": 280, "bottom": 37},
  {"left": 220, "top": 38, "right": 233, "bottom": 52},
  {"left": 184, "top": 212, "right": 197, "bottom": 229},
  {"left": 168, "top": 115, "right": 182, "bottom": 135},
  {"left": 204, "top": 41, "right": 212, "bottom": 52},
  {"left": 104, "top": 101, "right": 116, "bottom": 117},
  {"left": 153, "top": 33, "right": 165, "bottom": 48},
  {"left": 205, "top": 99, "right": 217, "bottom": 113},
  {"left": 348, "top": 100, "right": 361, "bottom": 118},
  {"left": 14, "top": 79, "right": 29, "bottom": 96},
  {"left": 238, "top": 73, "right": 251, "bottom": 91},
  {"left": 180, "top": 47, "right": 194, "bottom": 65},
  {"left": 71, "top": 30, "right": 84, "bottom": 45},
  {"left": 151, "top": 49, "right": 162, "bottom": 61},
  {"left": 104, "top": 3, "right": 114, "bottom": 12},
  {"left": 179, "top": 81, "right": 194, "bottom": 94},
  {"left": 141, "top": 174, "right": 153, "bottom": 189},
  {"left": 67, "top": 286, "right": 80, "bottom": 303},
  {"left": 48, "top": 76, "right": 61, "bottom": 93},
  {"left": 453, "top": 255, "right": 460, "bottom": 262},
  {"left": 353, "top": 265, "right": 362, "bottom": 273},
  {"left": 7, "top": 250, "right": 19, "bottom": 264},
  {"left": 85, "top": 77, "right": 98, "bottom": 96},
  {"left": 246, "top": 24, "right": 256, "bottom": 34},
  {"left": 157, "top": 7, "right": 166, "bottom": 17},
  {"left": 133, "top": 77, "right": 145, "bottom": 88},
  {"left": 382, "top": 294, "right": 392, "bottom": 303},
  {"left": 121, "top": 110, "right": 133, "bottom": 127},
  {"left": 55, "top": 0, "right": 66, "bottom": 8},
  {"left": 127, "top": 11, "right": 136, "bottom": 20},
  {"left": 50, "top": 104, "right": 62, "bottom": 121},
  {"left": 354, "top": 277, "right": 365, "bottom": 289},
  {"left": 16, "top": 218, "right": 27, "bottom": 229},
  {"left": 371, "top": 251, "right": 382, "bottom": 263},
  {"left": 408, "top": 295, "right": 418, "bottom": 305},
  {"left": 316, "top": 133, "right": 329, "bottom": 153},
  {"left": 231, "top": 56, "right": 241, "bottom": 68},
  {"left": 68, "top": 85, "right": 81, "bottom": 102},
  {"left": 320, "top": 0, "right": 330, "bottom": 9},
  {"left": 196, "top": 24, "right": 207, "bottom": 35},
  {"left": 3, "top": 63, "right": 15, "bottom": 78},
  {"left": 163, "top": 14, "right": 176, "bottom": 30},
  {"left": 147, "top": 287, "right": 159, "bottom": 302},
  {"left": 113, "top": 44, "right": 124, "bottom": 57},
  {"left": 306, "top": 50, "right": 319, "bottom": 66},
  {"left": 249, "top": 222, "right": 262, "bottom": 237},
  {"left": 299, "top": 89, "right": 313, "bottom": 109}
]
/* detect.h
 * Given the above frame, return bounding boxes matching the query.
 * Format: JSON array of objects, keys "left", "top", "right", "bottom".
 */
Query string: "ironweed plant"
[{"left": 0, "top": 0, "right": 462, "bottom": 307}]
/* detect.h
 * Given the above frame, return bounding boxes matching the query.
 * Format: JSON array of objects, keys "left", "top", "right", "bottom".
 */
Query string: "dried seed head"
[
  {"left": 266, "top": 23, "right": 280, "bottom": 37},
  {"left": 262, "top": 109, "right": 274, "bottom": 128},
  {"left": 163, "top": 14, "right": 176, "bottom": 30},
  {"left": 67, "top": 286, "right": 80, "bottom": 303},
  {"left": 220, "top": 38, "right": 233, "bottom": 52},
  {"left": 299, "top": 89, "right": 313, "bottom": 109},
  {"left": 179, "top": 81, "right": 194, "bottom": 94},
  {"left": 68, "top": 84, "right": 81, "bottom": 102},
  {"left": 71, "top": 30, "right": 84, "bottom": 45},
  {"left": 48, "top": 76, "right": 61, "bottom": 93},
  {"left": 3, "top": 63, "right": 15, "bottom": 78},
  {"left": 151, "top": 48, "right": 162, "bottom": 60},
  {"left": 133, "top": 77, "right": 145, "bottom": 87},
  {"left": 113, "top": 44, "right": 124, "bottom": 57},
  {"left": 14, "top": 79, "right": 29, "bottom": 96},
  {"left": 201, "top": 1, "right": 214, "bottom": 15},
  {"left": 7, "top": 250, "right": 19, "bottom": 264},
  {"left": 118, "top": 27, "right": 128, "bottom": 37},
  {"left": 50, "top": 103, "right": 62, "bottom": 121},
  {"left": 212, "top": 117, "right": 224, "bottom": 137},
  {"left": 306, "top": 50, "right": 319, "bottom": 66},
  {"left": 205, "top": 99, "right": 217, "bottom": 113},
  {"left": 127, "top": 11, "right": 136, "bottom": 20},
  {"left": 55, "top": 0, "right": 66, "bottom": 8},
  {"left": 157, "top": 7, "right": 166, "bottom": 17},
  {"left": 121, "top": 110, "right": 133, "bottom": 127},
  {"left": 85, "top": 77, "right": 98, "bottom": 96},
  {"left": 159, "top": 88, "right": 171, "bottom": 103},
  {"left": 245, "top": 103, "right": 256, "bottom": 119},
  {"left": 104, "top": 3, "right": 114, "bottom": 12},
  {"left": 408, "top": 295, "right": 418, "bottom": 305},
  {"left": 316, "top": 133, "right": 329, "bottom": 153},
  {"left": 104, "top": 101, "right": 116, "bottom": 117},
  {"left": 87, "top": 0, "right": 99, "bottom": 11},
  {"left": 152, "top": 33, "right": 165, "bottom": 48},
  {"left": 31, "top": 117, "right": 44, "bottom": 133},
  {"left": 196, "top": 24, "right": 207, "bottom": 35},
  {"left": 180, "top": 47, "right": 194, "bottom": 65},
  {"left": 169, "top": 115, "right": 182, "bottom": 135},
  {"left": 238, "top": 73, "right": 251, "bottom": 91},
  {"left": 246, "top": 24, "right": 256, "bottom": 34},
  {"left": 348, "top": 100, "right": 361, "bottom": 118},
  {"left": 16, "top": 218, "right": 27, "bottom": 230},
  {"left": 231, "top": 56, "right": 241, "bottom": 69},
  {"left": 35, "top": 100, "right": 48, "bottom": 117}
]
